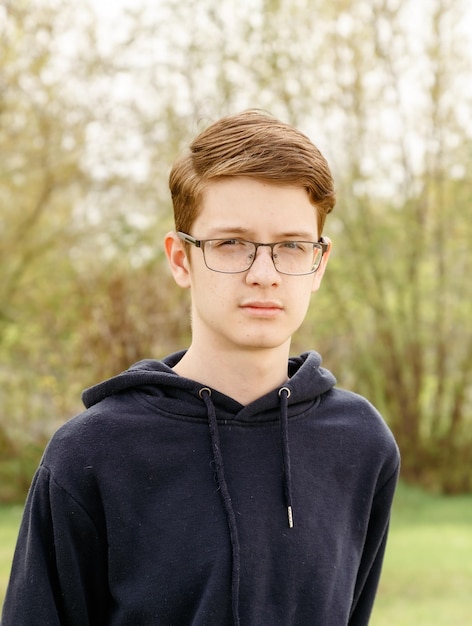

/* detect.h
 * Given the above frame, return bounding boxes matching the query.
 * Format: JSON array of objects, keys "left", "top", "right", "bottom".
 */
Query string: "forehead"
[{"left": 194, "top": 177, "right": 319, "bottom": 239}]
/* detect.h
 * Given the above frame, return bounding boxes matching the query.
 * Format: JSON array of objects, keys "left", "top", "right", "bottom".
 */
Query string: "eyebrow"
[{"left": 202, "top": 226, "right": 318, "bottom": 240}]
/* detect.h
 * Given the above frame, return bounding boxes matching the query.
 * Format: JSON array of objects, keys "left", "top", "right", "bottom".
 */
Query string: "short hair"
[{"left": 169, "top": 109, "right": 336, "bottom": 235}]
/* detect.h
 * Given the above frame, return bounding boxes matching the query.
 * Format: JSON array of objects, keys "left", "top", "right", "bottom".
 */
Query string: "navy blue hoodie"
[{"left": 2, "top": 351, "right": 399, "bottom": 625}]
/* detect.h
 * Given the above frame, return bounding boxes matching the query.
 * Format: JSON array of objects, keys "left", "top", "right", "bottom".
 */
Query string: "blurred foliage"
[{"left": 0, "top": 0, "right": 471, "bottom": 501}]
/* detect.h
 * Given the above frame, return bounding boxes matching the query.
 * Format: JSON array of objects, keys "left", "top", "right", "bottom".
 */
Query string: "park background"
[{"left": 1, "top": 0, "right": 471, "bottom": 622}]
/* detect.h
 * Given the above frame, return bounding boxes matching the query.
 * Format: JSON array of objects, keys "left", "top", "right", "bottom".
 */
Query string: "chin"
[{"left": 238, "top": 334, "right": 292, "bottom": 351}]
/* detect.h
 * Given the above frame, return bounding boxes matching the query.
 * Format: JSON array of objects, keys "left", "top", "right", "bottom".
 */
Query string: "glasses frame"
[{"left": 177, "top": 232, "right": 329, "bottom": 275}]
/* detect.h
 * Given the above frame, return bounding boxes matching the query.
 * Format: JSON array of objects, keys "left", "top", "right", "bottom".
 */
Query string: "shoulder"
[
  {"left": 50, "top": 391, "right": 156, "bottom": 441},
  {"left": 321, "top": 386, "right": 392, "bottom": 429},
  {"left": 319, "top": 386, "right": 400, "bottom": 467},
  {"left": 46, "top": 398, "right": 124, "bottom": 450},
  {"left": 36, "top": 396, "right": 153, "bottom": 510},
  {"left": 41, "top": 394, "right": 146, "bottom": 475}
]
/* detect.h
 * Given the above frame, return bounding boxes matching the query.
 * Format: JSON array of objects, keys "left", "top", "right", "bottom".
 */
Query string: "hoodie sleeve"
[
  {"left": 1, "top": 465, "right": 109, "bottom": 626},
  {"left": 348, "top": 462, "right": 400, "bottom": 626}
]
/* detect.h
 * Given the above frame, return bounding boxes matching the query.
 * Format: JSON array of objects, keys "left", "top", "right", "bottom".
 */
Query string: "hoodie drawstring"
[
  {"left": 199, "top": 387, "right": 241, "bottom": 626},
  {"left": 199, "top": 385, "right": 294, "bottom": 626},
  {"left": 278, "top": 386, "right": 294, "bottom": 529}
]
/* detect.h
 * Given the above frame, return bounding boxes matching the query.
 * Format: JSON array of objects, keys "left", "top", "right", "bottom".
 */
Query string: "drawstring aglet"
[{"left": 287, "top": 505, "right": 294, "bottom": 529}]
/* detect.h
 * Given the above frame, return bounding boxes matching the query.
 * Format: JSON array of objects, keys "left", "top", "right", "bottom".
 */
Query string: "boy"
[{"left": 2, "top": 110, "right": 399, "bottom": 625}]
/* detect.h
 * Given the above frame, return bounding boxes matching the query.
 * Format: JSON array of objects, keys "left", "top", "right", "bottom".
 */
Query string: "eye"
[
  {"left": 212, "top": 239, "right": 241, "bottom": 247},
  {"left": 280, "top": 241, "right": 307, "bottom": 252}
]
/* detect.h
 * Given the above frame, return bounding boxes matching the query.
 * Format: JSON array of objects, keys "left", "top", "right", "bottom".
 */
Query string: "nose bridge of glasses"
[
  {"left": 252, "top": 242, "right": 278, "bottom": 266},
  {"left": 245, "top": 242, "right": 284, "bottom": 278}
]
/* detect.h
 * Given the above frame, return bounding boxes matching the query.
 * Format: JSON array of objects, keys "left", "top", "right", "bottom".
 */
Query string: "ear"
[
  {"left": 164, "top": 232, "right": 192, "bottom": 289},
  {"left": 311, "top": 237, "right": 332, "bottom": 293}
]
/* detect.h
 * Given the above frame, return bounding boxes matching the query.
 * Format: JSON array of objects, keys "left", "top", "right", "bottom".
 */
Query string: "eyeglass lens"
[{"left": 202, "top": 240, "right": 322, "bottom": 274}]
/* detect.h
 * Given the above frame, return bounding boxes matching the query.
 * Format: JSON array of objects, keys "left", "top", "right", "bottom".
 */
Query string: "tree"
[
  {"left": 1, "top": 0, "right": 471, "bottom": 499},
  {"left": 300, "top": 0, "right": 472, "bottom": 492},
  {"left": 0, "top": 0, "right": 190, "bottom": 500}
]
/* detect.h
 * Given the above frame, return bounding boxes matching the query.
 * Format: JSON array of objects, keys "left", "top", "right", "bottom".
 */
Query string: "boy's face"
[{"left": 166, "top": 177, "right": 331, "bottom": 355}]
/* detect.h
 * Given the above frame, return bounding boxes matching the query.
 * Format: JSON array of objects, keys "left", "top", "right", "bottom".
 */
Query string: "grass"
[
  {"left": 371, "top": 483, "right": 472, "bottom": 625},
  {"left": 0, "top": 504, "right": 22, "bottom": 607},
  {"left": 1, "top": 483, "right": 471, "bottom": 623}
]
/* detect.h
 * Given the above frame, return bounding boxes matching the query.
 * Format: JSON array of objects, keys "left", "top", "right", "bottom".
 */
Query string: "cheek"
[
  {"left": 290, "top": 284, "right": 315, "bottom": 321},
  {"left": 189, "top": 270, "right": 232, "bottom": 307},
  {"left": 292, "top": 278, "right": 315, "bottom": 303},
  {"left": 299, "top": 293, "right": 313, "bottom": 316}
]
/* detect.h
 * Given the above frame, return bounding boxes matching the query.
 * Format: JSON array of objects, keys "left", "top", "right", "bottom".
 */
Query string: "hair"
[{"left": 169, "top": 109, "right": 336, "bottom": 236}]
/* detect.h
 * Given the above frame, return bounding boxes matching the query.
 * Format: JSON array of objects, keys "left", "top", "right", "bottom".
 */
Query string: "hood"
[{"left": 82, "top": 350, "right": 336, "bottom": 413}]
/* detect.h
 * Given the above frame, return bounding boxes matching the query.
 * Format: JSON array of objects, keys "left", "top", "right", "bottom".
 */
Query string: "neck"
[{"left": 173, "top": 342, "right": 291, "bottom": 405}]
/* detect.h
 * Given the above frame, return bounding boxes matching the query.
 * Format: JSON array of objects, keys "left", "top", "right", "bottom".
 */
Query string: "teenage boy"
[{"left": 2, "top": 110, "right": 400, "bottom": 626}]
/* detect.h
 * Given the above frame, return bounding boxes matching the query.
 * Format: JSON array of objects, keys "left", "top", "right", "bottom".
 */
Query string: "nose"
[{"left": 245, "top": 245, "right": 281, "bottom": 286}]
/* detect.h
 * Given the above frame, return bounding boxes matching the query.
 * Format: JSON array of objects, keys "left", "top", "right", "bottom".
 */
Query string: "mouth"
[{"left": 240, "top": 301, "right": 284, "bottom": 318}]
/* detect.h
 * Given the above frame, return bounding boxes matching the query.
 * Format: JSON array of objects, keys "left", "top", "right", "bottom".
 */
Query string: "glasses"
[{"left": 177, "top": 232, "right": 328, "bottom": 275}]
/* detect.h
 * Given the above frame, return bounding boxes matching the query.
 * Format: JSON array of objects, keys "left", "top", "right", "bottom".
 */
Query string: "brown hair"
[{"left": 169, "top": 109, "right": 336, "bottom": 235}]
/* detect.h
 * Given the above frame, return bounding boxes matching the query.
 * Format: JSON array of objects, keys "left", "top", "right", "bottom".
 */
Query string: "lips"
[{"left": 240, "top": 301, "right": 284, "bottom": 317}]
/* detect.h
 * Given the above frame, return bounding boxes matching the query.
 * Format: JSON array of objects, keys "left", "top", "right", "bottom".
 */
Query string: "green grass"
[
  {"left": 0, "top": 504, "right": 22, "bottom": 607},
  {"left": 1, "top": 484, "right": 471, "bottom": 623},
  {"left": 371, "top": 483, "right": 472, "bottom": 625}
]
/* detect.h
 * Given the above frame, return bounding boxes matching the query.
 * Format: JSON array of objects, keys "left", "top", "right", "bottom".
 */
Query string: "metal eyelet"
[
  {"left": 278, "top": 386, "right": 291, "bottom": 398},
  {"left": 198, "top": 387, "right": 212, "bottom": 399}
]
